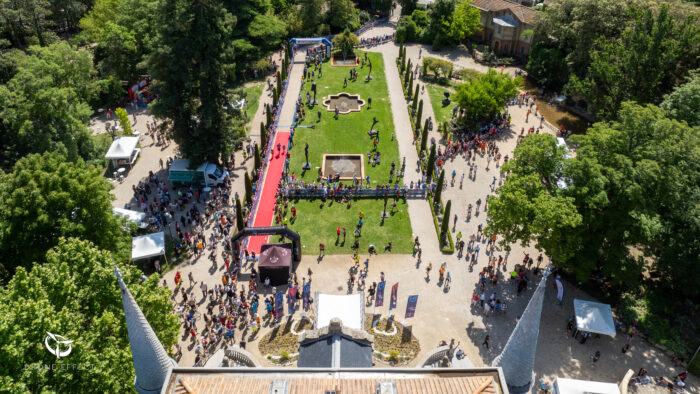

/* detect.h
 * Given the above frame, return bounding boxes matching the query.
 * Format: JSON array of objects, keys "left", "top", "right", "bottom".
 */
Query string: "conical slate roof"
[
  {"left": 491, "top": 265, "right": 552, "bottom": 393},
  {"left": 115, "top": 266, "right": 176, "bottom": 394}
]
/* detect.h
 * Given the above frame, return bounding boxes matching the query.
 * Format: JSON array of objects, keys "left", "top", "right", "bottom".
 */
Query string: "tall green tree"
[
  {"left": 332, "top": 29, "right": 360, "bottom": 60},
  {"left": 115, "top": 107, "right": 133, "bottom": 135},
  {"left": 148, "top": 0, "right": 241, "bottom": 166},
  {"left": 329, "top": 0, "right": 358, "bottom": 33},
  {"left": 448, "top": 0, "right": 480, "bottom": 43},
  {"left": 93, "top": 22, "right": 139, "bottom": 82},
  {"left": 0, "top": 0, "right": 53, "bottom": 48},
  {"left": 564, "top": 102, "right": 700, "bottom": 292},
  {"left": 0, "top": 43, "right": 99, "bottom": 169},
  {"left": 454, "top": 69, "right": 520, "bottom": 120},
  {"left": 485, "top": 134, "right": 582, "bottom": 265},
  {"left": 0, "top": 152, "right": 130, "bottom": 280},
  {"left": 420, "top": 122, "right": 429, "bottom": 153},
  {"left": 254, "top": 143, "right": 261, "bottom": 169},
  {"left": 526, "top": 42, "right": 569, "bottom": 91},
  {"left": 532, "top": 0, "right": 635, "bottom": 76},
  {"left": 661, "top": 69, "right": 700, "bottom": 127},
  {"left": 426, "top": 143, "right": 436, "bottom": 181},
  {"left": 440, "top": 200, "right": 451, "bottom": 244},
  {"left": 415, "top": 99, "right": 423, "bottom": 129},
  {"left": 0, "top": 238, "right": 178, "bottom": 392},
  {"left": 434, "top": 170, "right": 445, "bottom": 204},
  {"left": 235, "top": 198, "right": 245, "bottom": 230},
  {"left": 300, "top": 0, "right": 324, "bottom": 35},
  {"left": 566, "top": 5, "right": 699, "bottom": 120},
  {"left": 244, "top": 171, "right": 253, "bottom": 203}
]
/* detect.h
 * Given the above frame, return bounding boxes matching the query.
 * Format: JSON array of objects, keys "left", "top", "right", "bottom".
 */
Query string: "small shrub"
[
  {"left": 388, "top": 350, "right": 399, "bottom": 362},
  {"left": 279, "top": 350, "right": 290, "bottom": 362}
]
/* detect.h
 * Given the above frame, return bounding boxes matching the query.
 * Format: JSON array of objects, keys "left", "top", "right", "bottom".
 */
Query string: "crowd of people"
[{"left": 359, "top": 33, "right": 394, "bottom": 47}]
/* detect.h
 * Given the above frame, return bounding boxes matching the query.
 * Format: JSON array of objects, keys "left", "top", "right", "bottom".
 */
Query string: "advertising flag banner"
[
  {"left": 275, "top": 291, "right": 284, "bottom": 318},
  {"left": 302, "top": 283, "right": 311, "bottom": 311},
  {"left": 288, "top": 286, "right": 297, "bottom": 314},
  {"left": 390, "top": 282, "right": 399, "bottom": 310},
  {"left": 375, "top": 281, "right": 386, "bottom": 307},
  {"left": 405, "top": 295, "right": 418, "bottom": 318}
]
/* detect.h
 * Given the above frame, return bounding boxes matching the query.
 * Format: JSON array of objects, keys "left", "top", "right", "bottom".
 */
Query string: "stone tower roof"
[
  {"left": 115, "top": 266, "right": 177, "bottom": 394},
  {"left": 491, "top": 265, "right": 551, "bottom": 393}
]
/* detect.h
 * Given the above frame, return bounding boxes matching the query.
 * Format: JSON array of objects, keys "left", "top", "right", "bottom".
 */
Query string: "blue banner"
[
  {"left": 375, "top": 281, "right": 385, "bottom": 307},
  {"left": 288, "top": 286, "right": 297, "bottom": 315},
  {"left": 405, "top": 295, "right": 418, "bottom": 318},
  {"left": 302, "top": 283, "right": 311, "bottom": 311},
  {"left": 390, "top": 282, "right": 398, "bottom": 310},
  {"left": 275, "top": 292, "right": 284, "bottom": 318}
]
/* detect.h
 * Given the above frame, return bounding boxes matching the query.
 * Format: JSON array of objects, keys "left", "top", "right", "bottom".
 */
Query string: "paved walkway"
[
  {"left": 247, "top": 50, "right": 306, "bottom": 253},
  {"left": 105, "top": 15, "right": 696, "bottom": 389}
]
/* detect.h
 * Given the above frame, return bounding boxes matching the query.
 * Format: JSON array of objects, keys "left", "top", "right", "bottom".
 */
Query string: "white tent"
[
  {"left": 574, "top": 299, "right": 616, "bottom": 337},
  {"left": 113, "top": 207, "right": 148, "bottom": 228},
  {"left": 131, "top": 232, "right": 165, "bottom": 260},
  {"left": 554, "top": 378, "right": 620, "bottom": 394},
  {"left": 315, "top": 292, "right": 364, "bottom": 330},
  {"left": 105, "top": 136, "right": 140, "bottom": 168}
]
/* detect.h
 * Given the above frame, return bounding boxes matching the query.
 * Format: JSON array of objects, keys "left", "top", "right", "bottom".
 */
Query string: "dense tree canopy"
[
  {"left": 148, "top": 0, "right": 243, "bottom": 166},
  {"left": 486, "top": 135, "right": 582, "bottom": 263},
  {"left": 0, "top": 238, "right": 179, "bottom": 392},
  {"left": 454, "top": 69, "right": 520, "bottom": 120},
  {"left": 661, "top": 69, "right": 700, "bottom": 127},
  {"left": 0, "top": 43, "right": 110, "bottom": 169},
  {"left": 526, "top": 42, "right": 569, "bottom": 91},
  {"left": 567, "top": 5, "right": 700, "bottom": 120},
  {"left": 0, "top": 152, "right": 130, "bottom": 279},
  {"left": 487, "top": 102, "right": 700, "bottom": 299},
  {"left": 531, "top": 0, "right": 636, "bottom": 77}
]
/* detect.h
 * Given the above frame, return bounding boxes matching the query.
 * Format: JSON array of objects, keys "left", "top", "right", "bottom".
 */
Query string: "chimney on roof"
[
  {"left": 491, "top": 265, "right": 552, "bottom": 393},
  {"left": 115, "top": 266, "right": 177, "bottom": 394}
]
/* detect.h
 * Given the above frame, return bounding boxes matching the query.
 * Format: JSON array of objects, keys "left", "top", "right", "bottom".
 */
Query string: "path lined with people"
[{"left": 247, "top": 50, "right": 306, "bottom": 253}]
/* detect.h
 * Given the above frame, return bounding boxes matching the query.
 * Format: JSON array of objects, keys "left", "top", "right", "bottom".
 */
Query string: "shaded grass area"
[
  {"left": 291, "top": 51, "right": 400, "bottom": 186},
  {"left": 365, "top": 313, "right": 420, "bottom": 363},
  {"left": 278, "top": 198, "right": 412, "bottom": 255},
  {"left": 244, "top": 82, "right": 265, "bottom": 127},
  {"left": 426, "top": 84, "right": 455, "bottom": 125}
]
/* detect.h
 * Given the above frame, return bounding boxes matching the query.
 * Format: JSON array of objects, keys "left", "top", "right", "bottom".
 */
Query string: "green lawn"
[
  {"left": 291, "top": 51, "right": 400, "bottom": 186},
  {"left": 244, "top": 82, "right": 264, "bottom": 127},
  {"left": 426, "top": 84, "right": 455, "bottom": 125},
  {"left": 278, "top": 51, "right": 413, "bottom": 255},
  {"left": 280, "top": 198, "right": 413, "bottom": 255}
]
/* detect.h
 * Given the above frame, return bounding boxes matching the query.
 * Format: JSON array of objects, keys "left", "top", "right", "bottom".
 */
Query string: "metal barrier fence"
[{"left": 280, "top": 187, "right": 426, "bottom": 199}]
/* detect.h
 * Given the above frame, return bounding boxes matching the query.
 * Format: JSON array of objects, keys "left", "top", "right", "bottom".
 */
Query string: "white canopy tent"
[
  {"left": 553, "top": 378, "right": 620, "bottom": 394},
  {"left": 131, "top": 232, "right": 165, "bottom": 261},
  {"left": 105, "top": 136, "right": 140, "bottom": 168},
  {"left": 574, "top": 299, "right": 616, "bottom": 337},
  {"left": 315, "top": 292, "right": 364, "bottom": 330},
  {"left": 113, "top": 207, "right": 148, "bottom": 229}
]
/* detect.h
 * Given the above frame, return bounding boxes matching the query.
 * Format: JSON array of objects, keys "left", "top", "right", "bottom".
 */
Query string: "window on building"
[
  {"left": 505, "top": 44, "right": 509, "bottom": 52},
  {"left": 520, "top": 46, "right": 525, "bottom": 54},
  {"left": 489, "top": 32, "right": 493, "bottom": 41},
  {"left": 498, "top": 26, "right": 502, "bottom": 34}
]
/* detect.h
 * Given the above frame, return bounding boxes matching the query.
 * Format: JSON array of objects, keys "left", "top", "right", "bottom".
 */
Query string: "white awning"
[
  {"left": 316, "top": 292, "right": 363, "bottom": 330},
  {"left": 105, "top": 136, "right": 139, "bottom": 160},
  {"left": 554, "top": 378, "right": 620, "bottom": 394},
  {"left": 113, "top": 207, "right": 148, "bottom": 228},
  {"left": 493, "top": 16, "right": 519, "bottom": 28},
  {"left": 131, "top": 232, "right": 165, "bottom": 260},
  {"left": 574, "top": 299, "right": 616, "bottom": 337}
]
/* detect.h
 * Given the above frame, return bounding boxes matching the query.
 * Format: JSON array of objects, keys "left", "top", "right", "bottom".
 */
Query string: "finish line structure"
[{"left": 289, "top": 37, "right": 332, "bottom": 59}]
